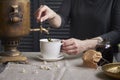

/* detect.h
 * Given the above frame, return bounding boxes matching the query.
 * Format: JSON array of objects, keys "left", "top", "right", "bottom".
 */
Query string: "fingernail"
[{"left": 41, "top": 19, "right": 43, "bottom": 22}]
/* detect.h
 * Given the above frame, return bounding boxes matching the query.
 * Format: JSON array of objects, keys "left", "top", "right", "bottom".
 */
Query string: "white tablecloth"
[{"left": 0, "top": 52, "right": 113, "bottom": 80}]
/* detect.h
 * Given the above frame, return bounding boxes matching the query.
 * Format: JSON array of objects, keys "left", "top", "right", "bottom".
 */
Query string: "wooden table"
[{"left": 0, "top": 52, "right": 113, "bottom": 80}]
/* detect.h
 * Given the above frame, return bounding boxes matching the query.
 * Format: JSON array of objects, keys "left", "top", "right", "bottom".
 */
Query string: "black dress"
[{"left": 58, "top": 0, "right": 120, "bottom": 64}]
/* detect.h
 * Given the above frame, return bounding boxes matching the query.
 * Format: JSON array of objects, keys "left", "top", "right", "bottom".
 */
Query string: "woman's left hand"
[
  {"left": 61, "top": 38, "right": 98, "bottom": 55},
  {"left": 61, "top": 38, "right": 87, "bottom": 55}
]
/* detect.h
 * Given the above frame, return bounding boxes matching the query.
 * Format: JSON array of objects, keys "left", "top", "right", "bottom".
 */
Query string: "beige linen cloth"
[{"left": 0, "top": 52, "right": 113, "bottom": 80}]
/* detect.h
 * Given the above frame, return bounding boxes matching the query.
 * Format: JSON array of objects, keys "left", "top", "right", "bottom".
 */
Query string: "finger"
[
  {"left": 62, "top": 44, "right": 76, "bottom": 50},
  {"left": 62, "top": 47, "right": 78, "bottom": 55},
  {"left": 41, "top": 15, "right": 49, "bottom": 22},
  {"left": 66, "top": 49, "right": 78, "bottom": 55},
  {"left": 62, "top": 39, "right": 74, "bottom": 46},
  {"left": 34, "top": 5, "right": 44, "bottom": 15},
  {"left": 35, "top": 5, "right": 47, "bottom": 22}
]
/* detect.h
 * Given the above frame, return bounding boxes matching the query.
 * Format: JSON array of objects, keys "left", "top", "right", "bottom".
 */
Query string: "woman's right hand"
[{"left": 35, "top": 5, "right": 57, "bottom": 22}]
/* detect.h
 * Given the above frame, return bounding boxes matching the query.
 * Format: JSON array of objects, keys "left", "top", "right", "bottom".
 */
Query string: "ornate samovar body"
[
  {"left": 0, "top": 0, "right": 30, "bottom": 63},
  {"left": 0, "top": 0, "right": 49, "bottom": 63}
]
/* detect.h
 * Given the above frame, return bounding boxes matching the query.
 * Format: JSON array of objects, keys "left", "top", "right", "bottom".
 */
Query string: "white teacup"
[{"left": 40, "top": 39, "right": 62, "bottom": 59}]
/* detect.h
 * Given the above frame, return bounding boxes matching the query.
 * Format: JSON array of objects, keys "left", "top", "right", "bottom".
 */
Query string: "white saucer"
[{"left": 37, "top": 54, "right": 64, "bottom": 61}]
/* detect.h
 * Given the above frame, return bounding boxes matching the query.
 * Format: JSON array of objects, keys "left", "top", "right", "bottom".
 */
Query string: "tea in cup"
[{"left": 40, "top": 39, "right": 62, "bottom": 59}]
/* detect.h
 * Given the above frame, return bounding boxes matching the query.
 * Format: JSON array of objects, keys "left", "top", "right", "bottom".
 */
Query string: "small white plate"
[{"left": 37, "top": 54, "right": 64, "bottom": 61}]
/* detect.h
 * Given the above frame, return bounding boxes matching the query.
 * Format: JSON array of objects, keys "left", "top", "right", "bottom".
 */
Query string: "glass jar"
[{"left": 96, "top": 40, "right": 113, "bottom": 66}]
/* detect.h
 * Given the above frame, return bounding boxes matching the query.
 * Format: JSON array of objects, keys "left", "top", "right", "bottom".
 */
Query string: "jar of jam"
[{"left": 96, "top": 39, "right": 113, "bottom": 66}]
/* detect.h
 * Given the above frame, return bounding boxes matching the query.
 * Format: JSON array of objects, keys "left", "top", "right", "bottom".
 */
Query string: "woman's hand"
[
  {"left": 35, "top": 5, "right": 57, "bottom": 22},
  {"left": 34, "top": 5, "right": 61, "bottom": 27},
  {"left": 61, "top": 38, "right": 87, "bottom": 55},
  {"left": 61, "top": 38, "right": 99, "bottom": 55}
]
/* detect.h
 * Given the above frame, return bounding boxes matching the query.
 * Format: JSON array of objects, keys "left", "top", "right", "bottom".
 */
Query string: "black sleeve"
[
  {"left": 57, "top": 0, "right": 71, "bottom": 27},
  {"left": 100, "top": 0, "right": 120, "bottom": 45}
]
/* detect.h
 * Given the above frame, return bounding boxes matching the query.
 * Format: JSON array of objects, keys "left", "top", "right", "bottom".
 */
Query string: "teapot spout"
[{"left": 30, "top": 25, "right": 49, "bottom": 34}]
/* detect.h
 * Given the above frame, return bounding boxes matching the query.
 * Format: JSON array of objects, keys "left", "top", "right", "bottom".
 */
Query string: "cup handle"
[{"left": 60, "top": 42, "right": 63, "bottom": 46}]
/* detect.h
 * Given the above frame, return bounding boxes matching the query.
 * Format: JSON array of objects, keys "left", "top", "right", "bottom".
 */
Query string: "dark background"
[{"left": 0, "top": 0, "right": 70, "bottom": 52}]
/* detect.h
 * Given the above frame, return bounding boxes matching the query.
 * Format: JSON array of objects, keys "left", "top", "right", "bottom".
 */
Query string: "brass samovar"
[{"left": 0, "top": 0, "right": 49, "bottom": 63}]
